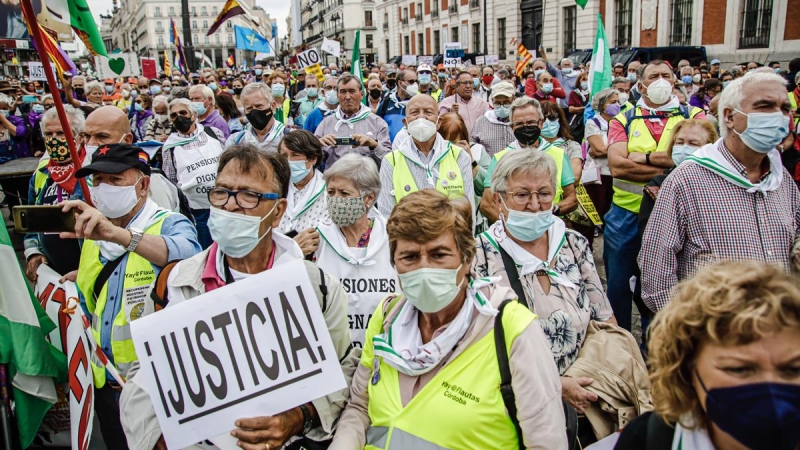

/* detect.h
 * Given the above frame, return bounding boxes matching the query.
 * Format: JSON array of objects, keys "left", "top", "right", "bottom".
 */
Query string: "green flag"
[
  {"left": 0, "top": 225, "right": 66, "bottom": 448},
  {"left": 589, "top": 14, "right": 612, "bottom": 95},
  {"left": 352, "top": 29, "right": 366, "bottom": 105},
  {"left": 45, "top": 0, "right": 109, "bottom": 57},
  {"left": 576, "top": 0, "right": 588, "bottom": 8}
]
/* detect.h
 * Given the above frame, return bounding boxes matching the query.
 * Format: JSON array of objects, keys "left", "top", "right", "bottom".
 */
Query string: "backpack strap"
[
  {"left": 498, "top": 245, "right": 528, "bottom": 308},
  {"left": 378, "top": 97, "right": 390, "bottom": 118},
  {"left": 203, "top": 125, "right": 222, "bottom": 143},
  {"left": 318, "top": 267, "right": 328, "bottom": 313},
  {"left": 494, "top": 299, "right": 525, "bottom": 450},
  {"left": 92, "top": 254, "right": 127, "bottom": 302},
  {"left": 150, "top": 260, "right": 182, "bottom": 311},
  {"left": 645, "top": 412, "right": 676, "bottom": 450}
]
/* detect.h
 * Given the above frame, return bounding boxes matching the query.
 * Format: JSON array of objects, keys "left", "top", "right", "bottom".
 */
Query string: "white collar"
[
  {"left": 315, "top": 208, "right": 388, "bottom": 265},
  {"left": 484, "top": 110, "right": 510, "bottom": 126}
]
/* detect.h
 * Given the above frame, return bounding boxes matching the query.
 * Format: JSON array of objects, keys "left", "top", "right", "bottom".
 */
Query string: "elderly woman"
[
  {"left": 268, "top": 72, "right": 291, "bottom": 124},
  {"left": 145, "top": 94, "right": 172, "bottom": 142},
  {"left": 330, "top": 189, "right": 567, "bottom": 450},
  {"left": 0, "top": 93, "right": 30, "bottom": 161},
  {"left": 84, "top": 81, "right": 105, "bottom": 107},
  {"left": 474, "top": 149, "right": 615, "bottom": 414},
  {"left": 277, "top": 130, "right": 329, "bottom": 253},
  {"left": 313, "top": 153, "right": 397, "bottom": 348},
  {"left": 161, "top": 97, "right": 225, "bottom": 248},
  {"left": 130, "top": 93, "right": 154, "bottom": 142},
  {"left": 591, "top": 261, "right": 800, "bottom": 449},
  {"left": 583, "top": 88, "right": 620, "bottom": 221}
]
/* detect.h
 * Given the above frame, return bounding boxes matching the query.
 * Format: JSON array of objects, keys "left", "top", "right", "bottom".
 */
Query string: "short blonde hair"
[
  {"left": 665, "top": 119, "right": 719, "bottom": 156},
  {"left": 387, "top": 190, "right": 474, "bottom": 266},
  {"left": 648, "top": 261, "right": 800, "bottom": 429}
]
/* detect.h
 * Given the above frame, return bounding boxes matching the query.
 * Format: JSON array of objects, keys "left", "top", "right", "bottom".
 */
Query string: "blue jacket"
[{"left": 376, "top": 94, "right": 408, "bottom": 143}]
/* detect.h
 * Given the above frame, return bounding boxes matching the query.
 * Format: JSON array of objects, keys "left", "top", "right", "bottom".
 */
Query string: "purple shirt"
[
  {"left": 1, "top": 115, "right": 30, "bottom": 158},
  {"left": 200, "top": 109, "right": 231, "bottom": 138}
]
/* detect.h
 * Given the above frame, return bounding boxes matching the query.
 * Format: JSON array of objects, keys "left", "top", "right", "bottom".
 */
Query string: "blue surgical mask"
[
  {"left": 540, "top": 118, "right": 560, "bottom": 138},
  {"left": 150, "top": 85, "right": 161, "bottom": 95},
  {"left": 307, "top": 87, "right": 319, "bottom": 97},
  {"left": 255, "top": 69, "right": 262, "bottom": 76},
  {"left": 331, "top": 70, "right": 338, "bottom": 76},
  {"left": 502, "top": 199, "right": 555, "bottom": 242},
  {"left": 472, "top": 78, "right": 480, "bottom": 89},
  {"left": 192, "top": 101, "right": 207, "bottom": 116},
  {"left": 272, "top": 84, "right": 286, "bottom": 97},
  {"left": 36, "top": 89, "right": 43, "bottom": 95},
  {"left": 208, "top": 82, "right": 218, "bottom": 91},
  {"left": 494, "top": 105, "right": 511, "bottom": 119},
  {"left": 671, "top": 144, "right": 698, "bottom": 166},
  {"left": 723, "top": 80, "right": 731, "bottom": 88},
  {"left": 419, "top": 73, "right": 432, "bottom": 85},
  {"left": 289, "top": 159, "right": 310, "bottom": 183},
  {"left": 562, "top": 67, "right": 573, "bottom": 74},
  {"left": 438, "top": 72, "right": 447, "bottom": 79},
  {"left": 627, "top": 72, "right": 638, "bottom": 82},
  {"left": 774, "top": 67, "right": 781, "bottom": 74},
  {"left": 398, "top": 265, "right": 464, "bottom": 313},
  {"left": 208, "top": 204, "right": 276, "bottom": 258},
  {"left": 541, "top": 83, "right": 553, "bottom": 94},
  {"left": 534, "top": 69, "right": 545, "bottom": 78},
  {"left": 105, "top": 85, "right": 114, "bottom": 94},
  {"left": 580, "top": 81, "right": 589, "bottom": 90},
  {"left": 134, "top": 103, "right": 143, "bottom": 112},
  {"left": 733, "top": 109, "right": 789, "bottom": 153},
  {"left": 681, "top": 75, "right": 692, "bottom": 85},
  {"left": 325, "top": 89, "right": 339, "bottom": 105},
  {"left": 32, "top": 104, "right": 44, "bottom": 114}
]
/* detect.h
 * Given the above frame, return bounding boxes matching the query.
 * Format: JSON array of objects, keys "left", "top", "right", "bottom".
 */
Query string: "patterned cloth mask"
[
  {"left": 327, "top": 196, "right": 366, "bottom": 227},
  {"left": 45, "top": 136, "right": 72, "bottom": 163}
]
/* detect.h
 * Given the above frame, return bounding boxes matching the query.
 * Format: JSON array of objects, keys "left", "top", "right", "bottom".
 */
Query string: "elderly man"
[
  {"left": 304, "top": 76, "right": 340, "bottom": 133},
  {"left": 377, "top": 94, "right": 474, "bottom": 218},
  {"left": 471, "top": 81, "right": 516, "bottom": 156},
  {"left": 226, "top": 83, "right": 287, "bottom": 152},
  {"left": 477, "top": 66, "right": 496, "bottom": 102},
  {"left": 71, "top": 75, "right": 88, "bottom": 102},
  {"left": 377, "top": 69, "right": 417, "bottom": 143},
  {"left": 613, "top": 63, "right": 625, "bottom": 78},
  {"left": 439, "top": 71, "right": 490, "bottom": 132},
  {"left": 24, "top": 105, "right": 86, "bottom": 281},
  {"left": 417, "top": 64, "right": 442, "bottom": 101},
  {"left": 120, "top": 143, "right": 353, "bottom": 450},
  {"left": 136, "top": 76, "right": 150, "bottom": 93},
  {"left": 639, "top": 72, "right": 798, "bottom": 312},
  {"left": 316, "top": 75, "right": 391, "bottom": 168},
  {"left": 611, "top": 77, "right": 634, "bottom": 112},
  {"left": 604, "top": 60, "right": 704, "bottom": 331},
  {"left": 189, "top": 84, "right": 230, "bottom": 138},
  {"left": 62, "top": 143, "right": 200, "bottom": 449},
  {"left": 555, "top": 58, "right": 580, "bottom": 109},
  {"left": 480, "top": 96, "right": 578, "bottom": 223},
  {"left": 144, "top": 94, "right": 171, "bottom": 142},
  {"left": 293, "top": 74, "right": 322, "bottom": 129}
]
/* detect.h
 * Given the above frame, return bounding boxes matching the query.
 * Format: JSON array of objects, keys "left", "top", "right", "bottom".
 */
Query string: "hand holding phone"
[
  {"left": 334, "top": 136, "right": 355, "bottom": 146},
  {"left": 13, "top": 205, "right": 76, "bottom": 234}
]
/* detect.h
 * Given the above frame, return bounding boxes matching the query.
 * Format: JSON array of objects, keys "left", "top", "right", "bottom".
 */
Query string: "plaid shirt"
[
  {"left": 471, "top": 114, "right": 515, "bottom": 157},
  {"left": 639, "top": 139, "right": 800, "bottom": 312}
]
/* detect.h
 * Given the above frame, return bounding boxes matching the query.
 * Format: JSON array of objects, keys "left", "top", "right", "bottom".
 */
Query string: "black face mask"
[
  {"left": 369, "top": 89, "right": 382, "bottom": 100},
  {"left": 386, "top": 79, "right": 397, "bottom": 90},
  {"left": 246, "top": 108, "right": 273, "bottom": 130},
  {"left": 233, "top": 87, "right": 243, "bottom": 95},
  {"left": 74, "top": 88, "right": 85, "bottom": 96},
  {"left": 513, "top": 125, "right": 541, "bottom": 147},
  {"left": 192, "top": 79, "right": 200, "bottom": 85},
  {"left": 173, "top": 115, "right": 194, "bottom": 133}
]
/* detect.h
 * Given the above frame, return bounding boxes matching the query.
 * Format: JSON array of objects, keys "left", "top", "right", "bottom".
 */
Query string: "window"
[
  {"left": 365, "top": 10, "right": 373, "bottom": 27},
  {"left": 156, "top": 21, "right": 163, "bottom": 32},
  {"left": 192, "top": 20, "right": 197, "bottom": 30},
  {"left": 215, "top": 34, "right": 220, "bottom": 44},
  {"left": 403, "top": 7, "right": 409, "bottom": 24},
  {"left": 191, "top": 6, "right": 196, "bottom": 15},
  {"left": 417, "top": 2, "right": 422, "bottom": 17},
  {"left": 203, "top": 20, "right": 208, "bottom": 29},
  {"left": 193, "top": 34, "right": 199, "bottom": 44},
  {"left": 472, "top": 23, "right": 480, "bottom": 53},
  {"left": 227, "top": 33, "right": 233, "bottom": 44},
  {"left": 154, "top": 6, "right": 161, "bottom": 16},
  {"left": 418, "top": 33, "right": 424, "bottom": 54},
  {"left": 432, "top": 0, "right": 439, "bottom": 17},
  {"left": 385, "top": 40, "right": 390, "bottom": 62},
  {"left": 227, "top": 21, "right": 233, "bottom": 29},
  {"left": 614, "top": 0, "right": 633, "bottom": 47},
  {"left": 433, "top": 30, "right": 440, "bottom": 53},
  {"left": 498, "top": 18, "right": 506, "bottom": 56},
  {"left": 739, "top": 0, "right": 773, "bottom": 48},
  {"left": 366, "top": 33, "right": 373, "bottom": 48},
  {"left": 563, "top": 6, "right": 576, "bottom": 55},
  {"left": 404, "top": 35, "right": 410, "bottom": 54},
  {"left": 158, "top": 35, "right": 164, "bottom": 46},
  {"left": 451, "top": 26, "right": 458, "bottom": 43},
  {"left": 169, "top": 6, "right": 175, "bottom": 15},
  {"left": 204, "top": 35, "right": 210, "bottom": 44},
  {"left": 669, "top": 0, "right": 693, "bottom": 45},
  {"left": 201, "top": 6, "right": 207, "bottom": 16},
  {"left": 212, "top": 6, "right": 218, "bottom": 15}
]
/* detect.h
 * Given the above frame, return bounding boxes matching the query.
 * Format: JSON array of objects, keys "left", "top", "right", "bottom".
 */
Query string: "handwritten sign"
[
  {"left": 475, "top": 55, "right": 485, "bottom": 65},
  {"left": 443, "top": 42, "right": 463, "bottom": 68},
  {"left": 296, "top": 48, "right": 322, "bottom": 69},
  {"left": 486, "top": 54, "right": 499, "bottom": 65},
  {"left": 418, "top": 55, "right": 434, "bottom": 66},
  {"left": 402, "top": 55, "right": 417, "bottom": 66},
  {"left": 131, "top": 260, "right": 347, "bottom": 449},
  {"left": 28, "top": 62, "right": 57, "bottom": 81}
]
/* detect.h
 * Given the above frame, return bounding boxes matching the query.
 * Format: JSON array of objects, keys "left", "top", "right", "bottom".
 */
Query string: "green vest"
[
  {"left": 384, "top": 143, "right": 465, "bottom": 202},
  {"left": 32, "top": 158, "right": 50, "bottom": 203},
  {"left": 76, "top": 211, "right": 170, "bottom": 387},
  {"left": 490, "top": 141, "right": 566, "bottom": 205},
  {"left": 363, "top": 296, "right": 535, "bottom": 449},
  {"left": 274, "top": 97, "right": 292, "bottom": 124}
]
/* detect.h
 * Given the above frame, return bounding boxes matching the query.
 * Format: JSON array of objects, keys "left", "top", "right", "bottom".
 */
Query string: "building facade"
[{"left": 292, "top": 0, "right": 379, "bottom": 65}]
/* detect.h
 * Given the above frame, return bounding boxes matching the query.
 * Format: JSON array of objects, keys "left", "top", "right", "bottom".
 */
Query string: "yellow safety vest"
[
  {"left": 32, "top": 158, "right": 49, "bottom": 201},
  {"left": 611, "top": 106, "right": 703, "bottom": 214},
  {"left": 790, "top": 92, "right": 799, "bottom": 127},
  {"left": 429, "top": 88, "right": 442, "bottom": 102},
  {"left": 363, "top": 297, "right": 535, "bottom": 450},
  {"left": 492, "top": 141, "right": 566, "bottom": 204},
  {"left": 384, "top": 143, "right": 465, "bottom": 202},
  {"left": 275, "top": 97, "right": 292, "bottom": 124},
  {"left": 620, "top": 102, "right": 634, "bottom": 114},
  {"left": 76, "top": 212, "right": 170, "bottom": 387}
]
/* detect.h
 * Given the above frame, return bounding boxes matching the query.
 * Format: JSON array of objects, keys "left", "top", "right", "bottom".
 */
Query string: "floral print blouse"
[{"left": 474, "top": 222, "right": 613, "bottom": 374}]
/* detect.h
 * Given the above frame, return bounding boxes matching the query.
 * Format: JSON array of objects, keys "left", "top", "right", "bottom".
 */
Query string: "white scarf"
[
  {"left": 315, "top": 209, "right": 387, "bottom": 266},
  {"left": 485, "top": 217, "right": 577, "bottom": 290},
  {"left": 685, "top": 139, "right": 783, "bottom": 194},
  {"left": 284, "top": 170, "right": 325, "bottom": 227},
  {"left": 162, "top": 121, "right": 203, "bottom": 150},
  {"left": 484, "top": 109, "right": 511, "bottom": 126},
  {"left": 372, "top": 277, "right": 498, "bottom": 376},
  {"left": 397, "top": 133, "right": 452, "bottom": 187},
  {"left": 246, "top": 119, "right": 285, "bottom": 144},
  {"left": 333, "top": 104, "right": 371, "bottom": 131},
  {"left": 98, "top": 199, "right": 167, "bottom": 260},
  {"left": 508, "top": 138, "right": 554, "bottom": 153},
  {"left": 635, "top": 96, "right": 682, "bottom": 123}
]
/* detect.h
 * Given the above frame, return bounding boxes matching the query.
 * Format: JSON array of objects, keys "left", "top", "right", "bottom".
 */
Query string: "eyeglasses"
[
  {"left": 545, "top": 113, "right": 559, "bottom": 122},
  {"left": 405, "top": 79, "right": 418, "bottom": 84},
  {"left": 503, "top": 190, "right": 554, "bottom": 206},
  {"left": 207, "top": 187, "right": 280, "bottom": 209}
]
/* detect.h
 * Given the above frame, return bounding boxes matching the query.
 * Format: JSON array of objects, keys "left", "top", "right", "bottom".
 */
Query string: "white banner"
[
  {"left": 296, "top": 48, "right": 323, "bottom": 69},
  {"left": 486, "top": 54, "right": 499, "bottom": 65},
  {"left": 36, "top": 265, "right": 96, "bottom": 450},
  {"left": 94, "top": 53, "right": 141, "bottom": 79},
  {"left": 443, "top": 42, "right": 463, "bottom": 68},
  {"left": 28, "top": 62, "right": 57, "bottom": 81},
  {"left": 321, "top": 37, "right": 341, "bottom": 58},
  {"left": 475, "top": 55, "right": 485, "bottom": 65},
  {"left": 402, "top": 55, "right": 417, "bottom": 66},
  {"left": 130, "top": 260, "right": 347, "bottom": 449},
  {"left": 418, "top": 55, "right": 434, "bottom": 66}
]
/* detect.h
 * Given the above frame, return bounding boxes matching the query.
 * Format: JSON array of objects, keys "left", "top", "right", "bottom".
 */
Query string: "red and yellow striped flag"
[
  {"left": 515, "top": 43, "right": 533, "bottom": 77},
  {"left": 164, "top": 50, "right": 171, "bottom": 77}
]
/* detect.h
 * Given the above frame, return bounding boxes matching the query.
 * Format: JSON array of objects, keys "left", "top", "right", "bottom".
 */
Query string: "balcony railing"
[
  {"left": 431, "top": 8, "right": 439, "bottom": 17},
  {"left": 401, "top": 17, "right": 409, "bottom": 24},
  {"left": 383, "top": 22, "right": 389, "bottom": 29},
  {"left": 415, "top": 15, "right": 422, "bottom": 22},
  {"left": 448, "top": 4, "right": 457, "bottom": 14},
  {"left": 469, "top": 0, "right": 479, "bottom": 8}
]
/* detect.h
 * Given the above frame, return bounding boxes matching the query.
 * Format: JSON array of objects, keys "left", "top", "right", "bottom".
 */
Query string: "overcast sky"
[{"left": 85, "top": 0, "right": 291, "bottom": 37}]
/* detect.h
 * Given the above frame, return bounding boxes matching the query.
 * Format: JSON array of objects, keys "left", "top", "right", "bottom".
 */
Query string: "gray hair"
[
  {"left": 510, "top": 96, "right": 543, "bottom": 122},
  {"left": 168, "top": 86, "right": 189, "bottom": 102},
  {"left": 189, "top": 84, "right": 215, "bottom": 106},
  {"left": 85, "top": 81, "right": 104, "bottom": 96},
  {"left": 40, "top": 104, "right": 85, "bottom": 135},
  {"left": 611, "top": 77, "right": 631, "bottom": 88},
  {"left": 560, "top": 58, "right": 573, "bottom": 67},
  {"left": 40, "top": 94, "right": 53, "bottom": 104},
  {"left": 323, "top": 153, "right": 381, "bottom": 198},
  {"left": 592, "top": 88, "right": 619, "bottom": 111},
  {"left": 718, "top": 71, "right": 787, "bottom": 138},
  {"left": 72, "top": 75, "right": 86, "bottom": 84},
  {"left": 168, "top": 98, "right": 196, "bottom": 119},
  {"left": 152, "top": 94, "right": 168, "bottom": 108},
  {"left": 0, "top": 94, "right": 12, "bottom": 106},
  {"left": 240, "top": 82, "right": 274, "bottom": 104},
  {"left": 727, "top": 66, "right": 743, "bottom": 78},
  {"left": 489, "top": 148, "right": 558, "bottom": 194}
]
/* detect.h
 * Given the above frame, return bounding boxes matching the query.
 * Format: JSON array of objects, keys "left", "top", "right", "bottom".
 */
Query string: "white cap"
[{"left": 416, "top": 64, "right": 433, "bottom": 73}]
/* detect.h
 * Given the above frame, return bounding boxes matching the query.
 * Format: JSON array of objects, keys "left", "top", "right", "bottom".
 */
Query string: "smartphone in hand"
[
  {"left": 334, "top": 136, "right": 355, "bottom": 146},
  {"left": 12, "top": 205, "right": 76, "bottom": 234}
]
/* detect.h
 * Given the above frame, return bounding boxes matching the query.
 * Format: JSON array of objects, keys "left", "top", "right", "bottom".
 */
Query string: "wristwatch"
[
  {"left": 299, "top": 403, "right": 314, "bottom": 435},
  {"left": 126, "top": 227, "right": 144, "bottom": 252}
]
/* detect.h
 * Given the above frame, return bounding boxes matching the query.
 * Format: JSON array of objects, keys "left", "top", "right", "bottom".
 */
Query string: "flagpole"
[{"left": 20, "top": 0, "right": 93, "bottom": 207}]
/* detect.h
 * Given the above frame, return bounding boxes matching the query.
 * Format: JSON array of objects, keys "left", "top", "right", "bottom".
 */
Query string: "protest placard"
[
  {"left": 94, "top": 53, "right": 141, "bottom": 78},
  {"left": 402, "top": 55, "right": 417, "bottom": 66},
  {"left": 28, "top": 62, "right": 57, "bottom": 81},
  {"left": 443, "top": 43, "right": 463, "bottom": 68},
  {"left": 321, "top": 37, "right": 341, "bottom": 57},
  {"left": 140, "top": 57, "right": 158, "bottom": 80},
  {"left": 486, "top": 54, "right": 500, "bottom": 65},
  {"left": 305, "top": 63, "right": 325, "bottom": 83},
  {"left": 130, "top": 259, "right": 347, "bottom": 449},
  {"left": 296, "top": 48, "right": 322, "bottom": 69},
  {"left": 418, "top": 55, "right": 434, "bottom": 66},
  {"left": 475, "top": 55, "right": 485, "bottom": 65}
]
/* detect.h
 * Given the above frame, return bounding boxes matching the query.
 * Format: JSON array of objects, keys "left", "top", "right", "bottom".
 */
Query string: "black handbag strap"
[
  {"left": 494, "top": 299, "right": 525, "bottom": 450},
  {"left": 498, "top": 245, "right": 529, "bottom": 308},
  {"left": 92, "top": 254, "right": 127, "bottom": 302}
]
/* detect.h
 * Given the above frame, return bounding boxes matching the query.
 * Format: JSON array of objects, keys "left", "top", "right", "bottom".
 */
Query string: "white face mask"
[
  {"left": 644, "top": 78, "right": 673, "bottom": 105},
  {"left": 208, "top": 203, "right": 277, "bottom": 258},
  {"left": 405, "top": 82, "right": 419, "bottom": 97},
  {"left": 407, "top": 117, "right": 437, "bottom": 142},
  {"left": 155, "top": 113, "right": 169, "bottom": 123},
  {"left": 617, "top": 92, "right": 630, "bottom": 105},
  {"left": 90, "top": 178, "right": 142, "bottom": 219}
]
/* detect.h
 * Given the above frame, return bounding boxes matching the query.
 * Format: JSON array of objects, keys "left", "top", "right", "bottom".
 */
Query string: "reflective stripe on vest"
[
  {"left": 790, "top": 92, "right": 799, "bottom": 127},
  {"left": 33, "top": 158, "right": 50, "bottom": 202},
  {"left": 76, "top": 213, "right": 170, "bottom": 387},
  {"left": 385, "top": 143, "right": 465, "bottom": 202},
  {"left": 611, "top": 106, "right": 702, "bottom": 214},
  {"left": 493, "top": 142, "right": 566, "bottom": 204},
  {"left": 362, "top": 297, "right": 534, "bottom": 450}
]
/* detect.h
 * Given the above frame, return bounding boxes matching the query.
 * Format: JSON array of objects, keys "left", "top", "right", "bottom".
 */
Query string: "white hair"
[
  {"left": 0, "top": 93, "right": 12, "bottom": 107},
  {"left": 168, "top": 98, "right": 196, "bottom": 119},
  {"left": 152, "top": 94, "right": 168, "bottom": 108},
  {"left": 41, "top": 105, "right": 86, "bottom": 135},
  {"left": 323, "top": 153, "right": 381, "bottom": 198},
  {"left": 592, "top": 88, "right": 618, "bottom": 111},
  {"left": 240, "top": 82, "right": 274, "bottom": 104},
  {"left": 490, "top": 147, "right": 558, "bottom": 194},
  {"left": 189, "top": 84, "right": 215, "bottom": 106},
  {"left": 560, "top": 58, "right": 573, "bottom": 67},
  {"left": 717, "top": 71, "right": 787, "bottom": 138},
  {"left": 510, "top": 96, "right": 543, "bottom": 123},
  {"left": 72, "top": 75, "right": 86, "bottom": 84},
  {"left": 85, "top": 81, "right": 104, "bottom": 96}
]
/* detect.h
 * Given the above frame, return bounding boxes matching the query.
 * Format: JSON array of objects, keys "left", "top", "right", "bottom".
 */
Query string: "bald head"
[
  {"left": 85, "top": 106, "right": 133, "bottom": 145},
  {"left": 404, "top": 94, "right": 439, "bottom": 142}
]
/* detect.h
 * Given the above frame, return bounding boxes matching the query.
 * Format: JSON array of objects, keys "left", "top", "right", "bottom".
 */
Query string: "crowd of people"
[{"left": 7, "top": 53, "right": 800, "bottom": 450}]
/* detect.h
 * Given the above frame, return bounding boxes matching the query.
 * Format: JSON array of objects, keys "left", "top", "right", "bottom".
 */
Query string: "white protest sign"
[
  {"left": 296, "top": 48, "right": 323, "bottom": 69},
  {"left": 418, "top": 55, "right": 434, "bottom": 66},
  {"left": 321, "top": 37, "right": 341, "bottom": 58},
  {"left": 475, "top": 55, "right": 485, "bottom": 65},
  {"left": 28, "top": 62, "right": 57, "bottom": 81},
  {"left": 94, "top": 53, "right": 141, "bottom": 78},
  {"left": 130, "top": 260, "right": 347, "bottom": 450},
  {"left": 443, "top": 42, "right": 463, "bottom": 68},
  {"left": 402, "top": 55, "right": 417, "bottom": 66},
  {"left": 486, "top": 54, "right": 499, "bottom": 65}
]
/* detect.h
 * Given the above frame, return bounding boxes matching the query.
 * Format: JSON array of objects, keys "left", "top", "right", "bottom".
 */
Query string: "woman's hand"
[
  {"left": 26, "top": 254, "right": 47, "bottom": 282},
  {"left": 294, "top": 228, "right": 320, "bottom": 256},
  {"left": 561, "top": 376, "right": 598, "bottom": 414},
  {"left": 231, "top": 408, "right": 303, "bottom": 450}
]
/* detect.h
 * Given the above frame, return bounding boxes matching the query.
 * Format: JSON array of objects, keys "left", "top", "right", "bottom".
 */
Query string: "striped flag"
[
  {"left": 164, "top": 50, "right": 171, "bottom": 77},
  {"left": 589, "top": 14, "right": 612, "bottom": 94},
  {"left": 226, "top": 54, "right": 235, "bottom": 68},
  {"left": 515, "top": 43, "right": 533, "bottom": 77},
  {"left": 42, "top": 0, "right": 108, "bottom": 56},
  {"left": 207, "top": 0, "right": 245, "bottom": 36},
  {"left": 170, "top": 18, "right": 188, "bottom": 74},
  {"left": 0, "top": 225, "right": 65, "bottom": 448},
  {"left": 27, "top": 21, "right": 76, "bottom": 75}
]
